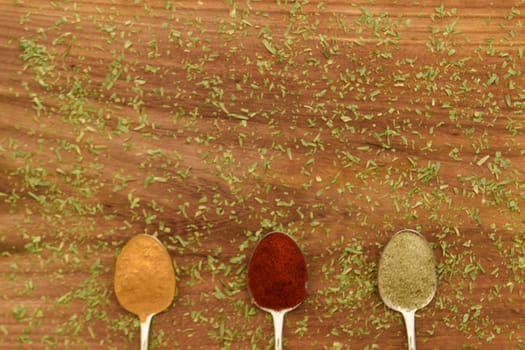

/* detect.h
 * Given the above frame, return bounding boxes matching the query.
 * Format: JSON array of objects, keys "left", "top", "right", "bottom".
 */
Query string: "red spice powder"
[{"left": 247, "top": 232, "right": 307, "bottom": 311}]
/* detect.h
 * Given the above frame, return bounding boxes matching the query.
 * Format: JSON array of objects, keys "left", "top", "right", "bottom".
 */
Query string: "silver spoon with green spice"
[{"left": 378, "top": 229, "right": 437, "bottom": 350}]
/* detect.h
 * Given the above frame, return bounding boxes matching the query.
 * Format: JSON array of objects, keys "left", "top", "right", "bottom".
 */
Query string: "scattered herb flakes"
[{"left": 1, "top": 0, "right": 524, "bottom": 348}]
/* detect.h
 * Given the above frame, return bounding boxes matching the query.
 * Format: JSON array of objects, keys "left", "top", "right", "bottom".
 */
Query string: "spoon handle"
[
  {"left": 140, "top": 314, "right": 153, "bottom": 350},
  {"left": 270, "top": 310, "right": 286, "bottom": 350},
  {"left": 401, "top": 310, "right": 416, "bottom": 350}
]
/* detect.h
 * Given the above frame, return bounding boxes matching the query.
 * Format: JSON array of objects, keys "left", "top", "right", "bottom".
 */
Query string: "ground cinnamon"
[
  {"left": 247, "top": 232, "right": 307, "bottom": 311},
  {"left": 114, "top": 234, "right": 176, "bottom": 323}
]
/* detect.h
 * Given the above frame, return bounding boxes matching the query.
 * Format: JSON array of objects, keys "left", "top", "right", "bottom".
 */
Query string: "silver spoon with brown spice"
[
  {"left": 114, "top": 234, "right": 176, "bottom": 350},
  {"left": 378, "top": 229, "right": 438, "bottom": 350}
]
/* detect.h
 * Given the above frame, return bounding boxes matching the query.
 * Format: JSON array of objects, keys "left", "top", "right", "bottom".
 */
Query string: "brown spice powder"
[{"left": 114, "top": 234, "right": 176, "bottom": 322}]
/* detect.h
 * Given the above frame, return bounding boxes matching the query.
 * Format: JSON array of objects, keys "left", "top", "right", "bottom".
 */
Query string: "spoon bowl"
[
  {"left": 378, "top": 229, "right": 437, "bottom": 350},
  {"left": 114, "top": 234, "right": 176, "bottom": 350},
  {"left": 247, "top": 232, "right": 307, "bottom": 350}
]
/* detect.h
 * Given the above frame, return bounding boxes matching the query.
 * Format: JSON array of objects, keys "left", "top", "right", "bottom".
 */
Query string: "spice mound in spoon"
[
  {"left": 114, "top": 234, "right": 176, "bottom": 322},
  {"left": 378, "top": 229, "right": 437, "bottom": 311},
  {"left": 247, "top": 232, "right": 307, "bottom": 311}
]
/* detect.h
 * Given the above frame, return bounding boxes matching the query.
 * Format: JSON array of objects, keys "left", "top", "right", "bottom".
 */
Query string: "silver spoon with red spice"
[{"left": 247, "top": 231, "right": 308, "bottom": 350}]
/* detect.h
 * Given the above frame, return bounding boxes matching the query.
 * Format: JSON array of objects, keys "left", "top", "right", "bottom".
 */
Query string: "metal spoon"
[
  {"left": 257, "top": 304, "right": 302, "bottom": 350},
  {"left": 114, "top": 234, "right": 176, "bottom": 350},
  {"left": 378, "top": 229, "right": 437, "bottom": 350},
  {"left": 247, "top": 232, "right": 308, "bottom": 350}
]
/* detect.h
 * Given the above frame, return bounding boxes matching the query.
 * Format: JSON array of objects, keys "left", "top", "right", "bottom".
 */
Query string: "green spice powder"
[{"left": 378, "top": 230, "right": 437, "bottom": 311}]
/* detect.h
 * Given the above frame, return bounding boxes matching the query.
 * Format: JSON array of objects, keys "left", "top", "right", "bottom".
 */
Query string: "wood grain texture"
[{"left": 0, "top": 0, "right": 524, "bottom": 349}]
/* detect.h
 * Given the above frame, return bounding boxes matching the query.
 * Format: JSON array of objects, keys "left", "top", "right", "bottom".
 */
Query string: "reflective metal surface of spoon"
[
  {"left": 258, "top": 304, "right": 301, "bottom": 350},
  {"left": 378, "top": 229, "right": 437, "bottom": 350}
]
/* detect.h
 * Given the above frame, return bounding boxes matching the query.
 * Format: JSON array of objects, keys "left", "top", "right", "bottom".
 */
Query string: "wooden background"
[{"left": 1, "top": 0, "right": 524, "bottom": 349}]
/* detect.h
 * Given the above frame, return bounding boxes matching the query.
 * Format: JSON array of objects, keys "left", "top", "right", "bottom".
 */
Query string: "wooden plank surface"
[{"left": 0, "top": 0, "right": 524, "bottom": 349}]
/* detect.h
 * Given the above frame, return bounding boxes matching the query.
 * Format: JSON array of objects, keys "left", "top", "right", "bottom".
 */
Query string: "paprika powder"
[{"left": 247, "top": 231, "right": 307, "bottom": 310}]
